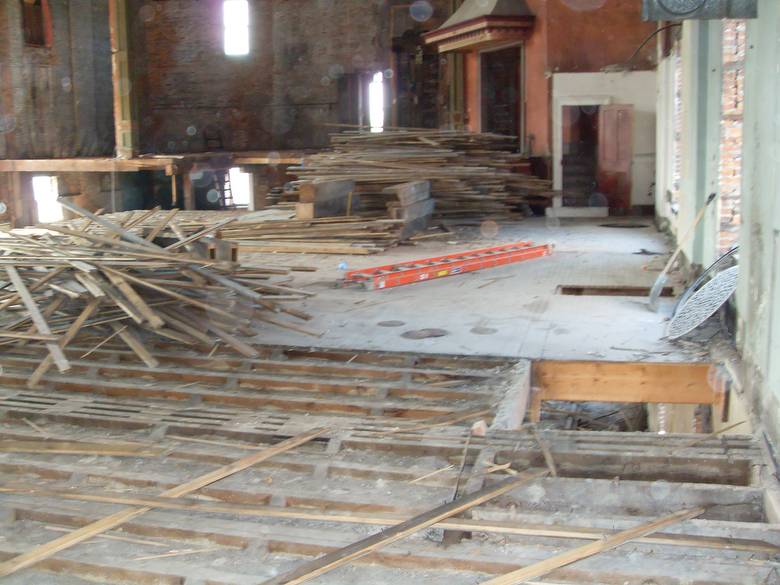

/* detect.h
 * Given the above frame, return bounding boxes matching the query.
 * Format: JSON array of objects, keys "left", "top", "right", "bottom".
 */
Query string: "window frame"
[{"left": 21, "top": 0, "right": 53, "bottom": 49}]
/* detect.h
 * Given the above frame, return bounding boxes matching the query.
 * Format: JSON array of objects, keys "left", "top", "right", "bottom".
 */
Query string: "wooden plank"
[
  {"left": 479, "top": 507, "right": 705, "bottom": 585},
  {"left": 182, "top": 173, "right": 195, "bottom": 211},
  {"left": 110, "top": 323, "right": 160, "bottom": 369},
  {"left": 27, "top": 299, "right": 101, "bottom": 389},
  {"left": 0, "top": 440, "right": 160, "bottom": 456},
  {"left": 4, "top": 266, "right": 69, "bottom": 373},
  {"left": 534, "top": 360, "right": 716, "bottom": 405},
  {"left": 383, "top": 180, "right": 431, "bottom": 206},
  {"left": 260, "top": 470, "right": 548, "bottom": 585},
  {"left": 0, "top": 428, "right": 325, "bottom": 579},
  {"left": 146, "top": 208, "right": 179, "bottom": 242},
  {"left": 0, "top": 159, "right": 170, "bottom": 173},
  {"left": 104, "top": 271, "right": 165, "bottom": 329}
]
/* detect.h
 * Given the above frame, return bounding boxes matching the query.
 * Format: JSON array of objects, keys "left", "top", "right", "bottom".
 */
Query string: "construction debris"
[
  {"left": 0, "top": 202, "right": 317, "bottom": 382},
  {"left": 54, "top": 207, "right": 410, "bottom": 255},
  {"left": 289, "top": 129, "right": 555, "bottom": 219}
]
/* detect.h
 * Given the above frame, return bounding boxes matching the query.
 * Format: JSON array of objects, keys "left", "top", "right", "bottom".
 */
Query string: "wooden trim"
[{"left": 423, "top": 16, "right": 534, "bottom": 45}]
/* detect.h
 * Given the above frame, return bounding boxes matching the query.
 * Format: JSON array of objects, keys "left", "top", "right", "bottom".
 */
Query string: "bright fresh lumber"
[
  {"left": 480, "top": 507, "right": 706, "bottom": 584},
  {"left": 260, "top": 470, "right": 549, "bottom": 585},
  {"left": 0, "top": 428, "right": 325, "bottom": 578},
  {"left": 290, "top": 129, "right": 555, "bottom": 219}
]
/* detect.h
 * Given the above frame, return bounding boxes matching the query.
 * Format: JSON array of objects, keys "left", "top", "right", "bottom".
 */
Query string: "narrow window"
[
  {"left": 32, "top": 176, "right": 62, "bottom": 223},
  {"left": 369, "top": 71, "right": 385, "bottom": 133},
  {"left": 223, "top": 0, "right": 249, "bottom": 56},
  {"left": 228, "top": 167, "right": 251, "bottom": 207},
  {"left": 21, "top": 0, "right": 52, "bottom": 48}
]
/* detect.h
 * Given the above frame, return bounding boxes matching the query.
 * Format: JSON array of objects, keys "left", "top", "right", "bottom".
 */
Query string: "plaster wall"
[{"left": 552, "top": 71, "right": 656, "bottom": 207}]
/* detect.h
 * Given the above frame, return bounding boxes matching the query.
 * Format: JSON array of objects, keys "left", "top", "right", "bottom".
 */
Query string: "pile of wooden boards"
[
  {"left": 0, "top": 202, "right": 317, "bottom": 383},
  {"left": 52, "top": 207, "right": 407, "bottom": 255},
  {"left": 293, "top": 178, "right": 434, "bottom": 243},
  {"left": 289, "top": 129, "right": 555, "bottom": 219}
]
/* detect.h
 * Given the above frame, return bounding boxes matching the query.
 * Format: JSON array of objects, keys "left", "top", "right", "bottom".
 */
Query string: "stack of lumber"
[
  {"left": 54, "top": 207, "right": 406, "bottom": 255},
  {"left": 0, "top": 202, "right": 317, "bottom": 382},
  {"left": 384, "top": 180, "right": 434, "bottom": 238},
  {"left": 221, "top": 206, "right": 405, "bottom": 255},
  {"left": 295, "top": 179, "right": 356, "bottom": 220},
  {"left": 289, "top": 129, "right": 555, "bottom": 219}
]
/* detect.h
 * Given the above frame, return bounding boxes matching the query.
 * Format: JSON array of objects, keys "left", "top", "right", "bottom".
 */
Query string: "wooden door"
[
  {"left": 481, "top": 47, "right": 521, "bottom": 137},
  {"left": 597, "top": 104, "right": 633, "bottom": 210}
]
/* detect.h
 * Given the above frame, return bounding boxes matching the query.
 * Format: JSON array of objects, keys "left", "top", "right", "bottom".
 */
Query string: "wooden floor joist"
[
  {"left": 480, "top": 507, "right": 706, "bottom": 585},
  {"left": 0, "top": 343, "right": 776, "bottom": 585},
  {"left": 260, "top": 471, "right": 548, "bottom": 585},
  {"left": 0, "top": 428, "right": 324, "bottom": 578},
  {"left": 530, "top": 359, "right": 723, "bottom": 421}
]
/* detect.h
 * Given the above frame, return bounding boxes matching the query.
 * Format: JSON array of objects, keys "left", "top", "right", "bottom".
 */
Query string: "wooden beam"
[
  {"left": 533, "top": 360, "right": 716, "bottom": 405},
  {"left": 480, "top": 507, "right": 705, "bottom": 585},
  {"left": 0, "top": 428, "right": 325, "bottom": 579},
  {"left": 108, "top": 0, "right": 136, "bottom": 158},
  {"left": 260, "top": 470, "right": 548, "bottom": 585},
  {"left": 4, "top": 267, "right": 69, "bottom": 372},
  {"left": 0, "top": 159, "right": 170, "bottom": 173},
  {"left": 182, "top": 172, "right": 195, "bottom": 210}
]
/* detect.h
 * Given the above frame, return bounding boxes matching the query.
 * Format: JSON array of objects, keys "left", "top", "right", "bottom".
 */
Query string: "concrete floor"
[{"left": 246, "top": 217, "right": 706, "bottom": 361}]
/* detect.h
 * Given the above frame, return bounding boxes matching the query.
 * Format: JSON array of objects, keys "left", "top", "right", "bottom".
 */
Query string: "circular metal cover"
[
  {"left": 659, "top": 0, "right": 708, "bottom": 15},
  {"left": 668, "top": 266, "right": 738, "bottom": 339}
]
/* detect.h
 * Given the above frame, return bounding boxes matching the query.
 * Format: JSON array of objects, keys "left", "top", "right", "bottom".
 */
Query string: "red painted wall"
[{"left": 492, "top": 0, "right": 657, "bottom": 158}]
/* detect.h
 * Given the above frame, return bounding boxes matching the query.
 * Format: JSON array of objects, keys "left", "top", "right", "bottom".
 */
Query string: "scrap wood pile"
[
  {"left": 218, "top": 206, "right": 406, "bottom": 255},
  {"left": 55, "top": 208, "right": 410, "bottom": 255},
  {"left": 288, "top": 129, "right": 555, "bottom": 219},
  {"left": 0, "top": 202, "right": 318, "bottom": 385}
]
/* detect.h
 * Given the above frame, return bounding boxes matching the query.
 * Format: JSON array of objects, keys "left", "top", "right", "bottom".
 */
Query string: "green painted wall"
[{"left": 738, "top": 0, "right": 780, "bottom": 444}]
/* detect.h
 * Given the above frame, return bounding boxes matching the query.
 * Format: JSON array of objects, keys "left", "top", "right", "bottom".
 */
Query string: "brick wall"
[
  {"left": 0, "top": 0, "right": 114, "bottom": 158},
  {"left": 130, "top": 0, "right": 449, "bottom": 153},
  {"left": 718, "top": 19, "right": 745, "bottom": 254}
]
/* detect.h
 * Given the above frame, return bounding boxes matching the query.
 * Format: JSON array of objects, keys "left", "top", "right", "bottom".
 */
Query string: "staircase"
[
  {"left": 562, "top": 154, "right": 597, "bottom": 206},
  {"left": 546, "top": 153, "right": 609, "bottom": 219}
]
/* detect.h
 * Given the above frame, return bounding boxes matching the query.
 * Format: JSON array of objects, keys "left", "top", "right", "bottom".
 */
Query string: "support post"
[
  {"left": 109, "top": 0, "right": 136, "bottom": 159},
  {"left": 182, "top": 173, "right": 195, "bottom": 211}
]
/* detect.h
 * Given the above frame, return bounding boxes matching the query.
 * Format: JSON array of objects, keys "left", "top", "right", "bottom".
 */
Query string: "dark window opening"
[{"left": 21, "top": 0, "right": 51, "bottom": 48}]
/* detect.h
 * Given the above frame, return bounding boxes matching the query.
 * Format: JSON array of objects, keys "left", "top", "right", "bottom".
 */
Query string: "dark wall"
[
  {"left": 0, "top": 0, "right": 114, "bottom": 158},
  {"left": 132, "top": 0, "right": 399, "bottom": 153}
]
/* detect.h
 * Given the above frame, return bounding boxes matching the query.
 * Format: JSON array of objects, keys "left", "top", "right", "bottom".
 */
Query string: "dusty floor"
[{"left": 246, "top": 217, "right": 706, "bottom": 361}]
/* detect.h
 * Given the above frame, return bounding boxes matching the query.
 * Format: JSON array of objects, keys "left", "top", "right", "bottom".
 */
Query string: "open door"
[{"left": 597, "top": 104, "right": 633, "bottom": 211}]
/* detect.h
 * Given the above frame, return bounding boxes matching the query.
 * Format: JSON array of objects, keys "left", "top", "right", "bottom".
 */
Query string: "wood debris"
[
  {"left": 54, "top": 207, "right": 409, "bottom": 255},
  {"left": 288, "top": 129, "right": 555, "bottom": 219},
  {"left": 0, "top": 202, "right": 317, "bottom": 381}
]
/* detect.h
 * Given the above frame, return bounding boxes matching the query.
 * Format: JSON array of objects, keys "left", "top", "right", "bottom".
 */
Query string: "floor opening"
[{"left": 557, "top": 285, "right": 674, "bottom": 297}]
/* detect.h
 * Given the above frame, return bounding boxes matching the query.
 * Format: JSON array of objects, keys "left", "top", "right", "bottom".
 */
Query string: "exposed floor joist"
[{"left": 0, "top": 343, "right": 777, "bottom": 584}]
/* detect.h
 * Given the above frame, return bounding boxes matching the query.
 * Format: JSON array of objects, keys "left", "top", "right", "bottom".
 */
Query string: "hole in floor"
[
  {"left": 599, "top": 223, "right": 650, "bottom": 228},
  {"left": 557, "top": 285, "right": 675, "bottom": 297}
]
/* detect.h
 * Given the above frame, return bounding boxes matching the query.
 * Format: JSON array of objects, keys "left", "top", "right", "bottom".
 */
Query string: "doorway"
[
  {"left": 481, "top": 46, "right": 521, "bottom": 137},
  {"left": 561, "top": 105, "right": 600, "bottom": 206}
]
